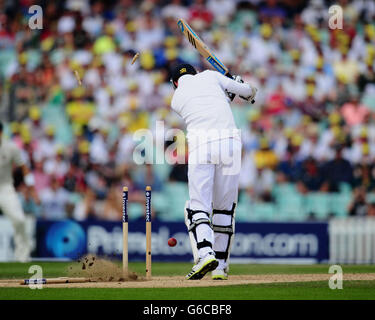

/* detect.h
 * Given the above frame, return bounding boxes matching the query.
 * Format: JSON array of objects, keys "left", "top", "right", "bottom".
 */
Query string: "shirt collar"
[{"left": 179, "top": 74, "right": 194, "bottom": 85}]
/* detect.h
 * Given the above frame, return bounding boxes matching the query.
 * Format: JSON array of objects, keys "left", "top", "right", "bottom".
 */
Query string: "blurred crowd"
[{"left": 1, "top": 0, "right": 375, "bottom": 221}]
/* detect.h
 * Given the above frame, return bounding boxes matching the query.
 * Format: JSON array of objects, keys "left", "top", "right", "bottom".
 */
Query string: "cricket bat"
[
  {"left": 20, "top": 277, "right": 90, "bottom": 285},
  {"left": 177, "top": 19, "right": 255, "bottom": 103}
]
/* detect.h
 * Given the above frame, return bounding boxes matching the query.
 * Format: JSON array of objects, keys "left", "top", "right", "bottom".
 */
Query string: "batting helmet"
[{"left": 171, "top": 63, "right": 197, "bottom": 88}]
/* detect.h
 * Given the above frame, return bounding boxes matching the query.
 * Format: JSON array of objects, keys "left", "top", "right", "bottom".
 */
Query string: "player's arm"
[
  {"left": 12, "top": 144, "right": 40, "bottom": 201},
  {"left": 20, "top": 164, "right": 34, "bottom": 186},
  {"left": 215, "top": 72, "right": 257, "bottom": 102},
  {"left": 20, "top": 164, "right": 40, "bottom": 203}
]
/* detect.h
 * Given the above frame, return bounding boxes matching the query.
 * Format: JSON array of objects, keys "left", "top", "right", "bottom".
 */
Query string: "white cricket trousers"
[
  {"left": 0, "top": 184, "right": 30, "bottom": 262},
  {"left": 188, "top": 138, "right": 241, "bottom": 263}
]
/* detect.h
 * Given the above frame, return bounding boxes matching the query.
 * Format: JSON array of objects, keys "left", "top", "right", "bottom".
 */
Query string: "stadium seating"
[
  {"left": 303, "top": 192, "right": 331, "bottom": 220},
  {"left": 2, "top": 0, "right": 373, "bottom": 223},
  {"left": 275, "top": 193, "right": 306, "bottom": 221},
  {"left": 158, "top": 182, "right": 189, "bottom": 221},
  {"left": 249, "top": 203, "right": 276, "bottom": 221},
  {"left": 329, "top": 193, "right": 351, "bottom": 218}
]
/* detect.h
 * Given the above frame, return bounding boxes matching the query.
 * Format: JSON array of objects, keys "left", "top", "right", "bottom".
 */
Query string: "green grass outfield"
[{"left": 0, "top": 262, "right": 374, "bottom": 300}]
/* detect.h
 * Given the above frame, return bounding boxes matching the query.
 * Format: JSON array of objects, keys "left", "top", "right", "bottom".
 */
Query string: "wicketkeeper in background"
[
  {"left": 170, "top": 64, "right": 257, "bottom": 280},
  {"left": 0, "top": 121, "right": 36, "bottom": 262}
]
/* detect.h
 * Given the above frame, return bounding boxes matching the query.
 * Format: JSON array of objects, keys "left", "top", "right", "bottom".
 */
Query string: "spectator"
[
  {"left": 278, "top": 144, "right": 303, "bottom": 182},
  {"left": 368, "top": 202, "right": 375, "bottom": 217},
  {"left": 18, "top": 185, "right": 42, "bottom": 218},
  {"left": 341, "top": 92, "right": 370, "bottom": 127},
  {"left": 72, "top": 188, "right": 98, "bottom": 221},
  {"left": 322, "top": 145, "right": 354, "bottom": 192},
  {"left": 33, "top": 158, "right": 51, "bottom": 191},
  {"left": 299, "top": 157, "right": 323, "bottom": 192},
  {"left": 1, "top": 0, "right": 374, "bottom": 222},
  {"left": 353, "top": 163, "right": 375, "bottom": 191},
  {"left": 348, "top": 187, "right": 368, "bottom": 216},
  {"left": 39, "top": 176, "right": 71, "bottom": 220},
  {"left": 103, "top": 185, "right": 122, "bottom": 221}
]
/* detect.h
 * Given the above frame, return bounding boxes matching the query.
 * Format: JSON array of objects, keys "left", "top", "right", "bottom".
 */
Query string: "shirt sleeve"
[
  {"left": 214, "top": 71, "right": 253, "bottom": 98},
  {"left": 171, "top": 92, "right": 181, "bottom": 114},
  {"left": 171, "top": 94, "right": 176, "bottom": 111}
]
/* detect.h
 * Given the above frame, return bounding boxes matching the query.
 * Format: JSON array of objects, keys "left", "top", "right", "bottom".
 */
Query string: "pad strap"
[
  {"left": 197, "top": 240, "right": 212, "bottom": 249},
  {"left": 186, "top": 208, "right": 212, "bottom": 249},
  {"left": 212, "top": 225, "right": 233, "bottom": 235},
  {"left": 187, "top": 209, "right": 209, "bottom": 220},
  {"left": 188, "top": 218, "right": 211, "bottom": 231},
  {"left": 212, "top": 203, "right": 236, "bottom": 261},
  {"left": 215, "top": 252, "right": 228, "bottom": 260},
  {"left": 212, "top": 203, "right": 236, "bottom": 215}
]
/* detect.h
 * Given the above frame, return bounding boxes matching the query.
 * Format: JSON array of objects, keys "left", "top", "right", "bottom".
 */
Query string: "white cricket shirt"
[
  {"left": 0, "top": 137, "right": 25, "bottom": 186},
  {"left": 171, "top": 70, "right": 252, "bottom": 151}
]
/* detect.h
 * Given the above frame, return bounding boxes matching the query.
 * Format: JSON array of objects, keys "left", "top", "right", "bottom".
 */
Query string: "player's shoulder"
[
  {"left": 194, "top": 70, "right": 222, "bottom": 83},
  {"left": 171, "top": 89, "right": 180, "bottom": 109},
  {"left": 1, "top": 138, "right": 16, "bottom": 149},
  {"left": 198, "top": 70, "right": 217, "bottom": 77},
  {"left": 0, "top": 139, "right": 20, "bottom": 157}
]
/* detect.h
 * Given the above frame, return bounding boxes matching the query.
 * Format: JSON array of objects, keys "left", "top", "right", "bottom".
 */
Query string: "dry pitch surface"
[
  {"left": 1, "top": 273, "right": 375, "bottom": 289},
  {"left": 1, "top": 256, "right": 374, "bottom": 289}
]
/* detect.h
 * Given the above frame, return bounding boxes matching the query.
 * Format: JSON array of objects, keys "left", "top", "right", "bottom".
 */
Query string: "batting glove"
[
  {"left": 244, "top": 86, "right": 257, "bottom": 104},
  {"left": 232, "top": 75, "right": 257, "bottom": 104},
  {"left": 225, "top": 90, "right": 235, "bottom": 101},
  {"left": 233, "top": 75, "right": 243, "bottom": 83}
]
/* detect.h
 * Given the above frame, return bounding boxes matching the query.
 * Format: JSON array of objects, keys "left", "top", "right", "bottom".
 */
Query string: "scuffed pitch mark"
[{"left": 67, "top": 254, "right": 139, "bottom": 282}]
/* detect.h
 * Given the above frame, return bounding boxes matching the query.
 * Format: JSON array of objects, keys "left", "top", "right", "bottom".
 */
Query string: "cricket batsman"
[
  {"left": 170, "top": 64, "right": 257, "bottom": 280},
  {"left": 0, "top": 121, "right": 35, "bottom": 262}
]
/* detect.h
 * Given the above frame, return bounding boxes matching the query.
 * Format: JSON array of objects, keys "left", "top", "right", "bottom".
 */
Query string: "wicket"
[
  {"left": 145, "top": 186, "right": 152, "bottom": 279},
  {"left": 122, "top": 187, "right": 129, "bottom": 277},
  {"left": 122, "top": 185, "right": 152, "bottom": 279}
]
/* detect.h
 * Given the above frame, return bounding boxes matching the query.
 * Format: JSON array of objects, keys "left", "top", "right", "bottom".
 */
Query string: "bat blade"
[
  {"left": 177, "top": 19, "right": 229, "bottom": 75},
  {"left": 177, "top": 19, "right": 255, "bottom": 104}
]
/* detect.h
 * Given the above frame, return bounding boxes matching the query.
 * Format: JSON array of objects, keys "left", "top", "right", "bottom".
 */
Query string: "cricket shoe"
[
  {"left": 186, "top": 253, "right": 219, "bottom": 280},
  {"left": 212, "top": 268, "right": 228, "bottom": 280}
]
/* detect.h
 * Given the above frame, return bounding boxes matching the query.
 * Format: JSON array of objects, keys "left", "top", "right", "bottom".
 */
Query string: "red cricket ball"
[{"left": 168, "top": 237, "right": 177, "bottom": 247}]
